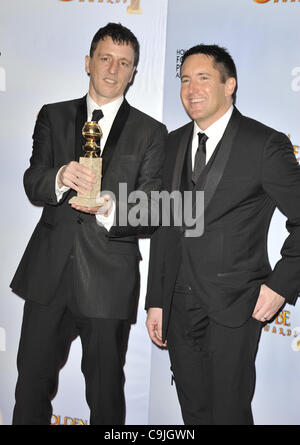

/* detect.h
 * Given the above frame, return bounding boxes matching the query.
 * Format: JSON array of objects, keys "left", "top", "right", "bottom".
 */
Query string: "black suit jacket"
[
  {"left": 11, "top": 96, "right": 167, "bottom": 320},
  {"left": 145, "top": 107, "right": 300, "bottom": 340}
]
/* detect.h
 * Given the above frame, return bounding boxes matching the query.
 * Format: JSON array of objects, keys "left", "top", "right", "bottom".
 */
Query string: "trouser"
[
  {"left": 12, "top": 257, "right": 130, "bottom": 425},
  {"left": 167, "top": 288, "right": 262, "bottom": 425}
]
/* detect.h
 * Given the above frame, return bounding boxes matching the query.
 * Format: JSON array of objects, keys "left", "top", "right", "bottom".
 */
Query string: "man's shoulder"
[
  {"left": 36, "top": 96, "right": 85, "bottom": 123},
  {"left": 43, "top": 96, "right": 84, "bottom": 112},
  {"left": 168, "top": 121, "right": 193, "bottom": 139},
  {"left": 128, "top": 104, "right": 166, "bottom": 130},
  {"left": 239, "top": 110, "right": 280, "bottom": 139}
]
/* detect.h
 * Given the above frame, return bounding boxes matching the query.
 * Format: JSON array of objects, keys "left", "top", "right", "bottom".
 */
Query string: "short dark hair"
[
  {"left": 181, "top": 44, "right": 238, "bottom": 104},
  {"left": 89, "top": 22, "right": 140, "bottom": 67}
]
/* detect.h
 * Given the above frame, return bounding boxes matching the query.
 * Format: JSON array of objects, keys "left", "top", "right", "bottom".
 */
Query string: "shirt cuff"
[
  {"left": 55, "top": 167, "right": 70, "bottom": 202},
  {"left": 96, "top": 200, "right": 116, "bottom": 232}
]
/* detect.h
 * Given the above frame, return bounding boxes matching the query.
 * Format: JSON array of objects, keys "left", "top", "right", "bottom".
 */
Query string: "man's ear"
[
  {"left": 129, "top": 66, "right": 136, "bottom": 84},
  {"left": 225, "top": 77, "right": 236, "bottom": 98},
  {"left": 85, "top": 55, "right": 90, "bottom": 75}
]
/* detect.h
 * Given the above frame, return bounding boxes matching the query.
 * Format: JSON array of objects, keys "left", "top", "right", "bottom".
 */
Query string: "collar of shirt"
[
  {"left": 191, "top": 105, "right": 234, "bottom": 168},
  {"left": 86, "top": 94, "right": 124, "bottom": 152}
]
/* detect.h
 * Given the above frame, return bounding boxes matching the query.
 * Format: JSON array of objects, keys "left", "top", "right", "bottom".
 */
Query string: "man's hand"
[
  {"left": 146, "top": 307, "right": 167, "bottom": 347},
  {"left": 252, "top": 284, "right": 285, "bottom": 322},
  {"left": 71, "top": 194, "right": 113, "bottom": 216},
  {"left": 58, "top": 161, "right": 96, "bottom": 193}
]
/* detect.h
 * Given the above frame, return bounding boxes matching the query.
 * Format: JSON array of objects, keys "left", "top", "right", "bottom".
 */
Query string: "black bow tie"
[{"left": 91, "top": 109, "right": 104, "bottom": 122}]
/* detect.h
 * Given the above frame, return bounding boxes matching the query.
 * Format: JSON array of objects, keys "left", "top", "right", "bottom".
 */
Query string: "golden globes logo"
[
  {"left": 51, "top": 414, "right": 88, "bottom": 425},
  {"left": 292, "top": 327, "right": 300, "bottom": 351},
  {"left": 263, "top": 310, "right": 300, "bottom": 349},
  {"left": 59, "top": 0, "right": 142, "bottom": 13},
  {"left": 254, "top": 0, "right": 300, "bottom": 3},
  {"left": 127, "top": 0, "right": 142, "bottom": 14}
]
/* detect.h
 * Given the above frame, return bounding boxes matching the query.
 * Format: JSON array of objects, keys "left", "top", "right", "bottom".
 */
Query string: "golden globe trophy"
[{"left": 69, "top": 119, "right": 103, "bottom": 207}]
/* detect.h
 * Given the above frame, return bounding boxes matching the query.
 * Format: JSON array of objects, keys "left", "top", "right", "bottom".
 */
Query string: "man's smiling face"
[{"left": 180, "top": 53, "right": 236, "bottom": 130}]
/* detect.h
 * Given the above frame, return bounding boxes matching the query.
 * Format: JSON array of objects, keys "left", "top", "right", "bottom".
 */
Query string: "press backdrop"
[{"left": 0, "top": 0, "right": 299, "bottom": 426}]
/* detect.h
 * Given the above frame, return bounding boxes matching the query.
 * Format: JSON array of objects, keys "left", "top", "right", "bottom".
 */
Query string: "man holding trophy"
[{"left": 11, "top": 22, "right": 167, "bottom": 425}]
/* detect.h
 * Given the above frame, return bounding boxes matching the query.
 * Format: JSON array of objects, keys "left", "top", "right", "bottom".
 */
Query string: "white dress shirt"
[
  {"left": 191, "top": 105, "right": 234, "bottom": 169},
  {"left": 55, "top": 94, "right": 124, "bottom": 230}
]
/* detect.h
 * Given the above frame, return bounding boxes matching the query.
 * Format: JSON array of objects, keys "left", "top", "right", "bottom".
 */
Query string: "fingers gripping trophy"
[{"left": 69, "top": 110, "right": 104, "bottom": 207}]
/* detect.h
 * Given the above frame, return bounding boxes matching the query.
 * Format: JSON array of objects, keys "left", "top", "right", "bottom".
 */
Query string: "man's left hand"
[
  {"left": 71, "top": 194, "right": 113, "bottom": 217},
  {"left": 252, "top": 284, "right": 285, "bottom": 322}
]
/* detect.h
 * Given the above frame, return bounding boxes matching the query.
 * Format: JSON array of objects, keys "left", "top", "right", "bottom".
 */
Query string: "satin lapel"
[
  {"left": 171, "top": 123, "right": 194, "bottom": 192},
  {"left": 169, "top": 123, "right": 193, "bottom": 225},
  {"left": 101, "top": 99, "right": 131, "bottom": 178},
  {"left": 192, "top": 107, "right": 242, "bottom": 215},
  {"left": 74, "top": 96, "right": 87, "bottom": 160}
]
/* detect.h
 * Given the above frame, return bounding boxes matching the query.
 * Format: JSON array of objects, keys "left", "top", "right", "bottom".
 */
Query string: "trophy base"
[
  {"left": 69, "top": 196, "right": 105, "bottom": 208},
  {"left": 68, "top": 156, "right": 103, "bottom": 208}
]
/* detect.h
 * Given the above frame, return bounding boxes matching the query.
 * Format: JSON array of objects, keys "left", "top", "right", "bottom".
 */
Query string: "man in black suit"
[
  {"left": 11, "top": 22, "right": 166, "bottom": 425},
  {"left": 146, "top": 44, "right": 300, "bottom": 425}
]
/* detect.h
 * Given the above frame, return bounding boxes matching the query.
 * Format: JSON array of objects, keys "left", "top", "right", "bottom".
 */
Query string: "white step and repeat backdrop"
[
  {"left": 1, "top": 0, "right": 300, "bottom": 426},
  {"left": 0, "top": 0, "right": 168, "bottom": 426},
  {"left": 148, "top": 0, "right": 300, "bottom": 426}
]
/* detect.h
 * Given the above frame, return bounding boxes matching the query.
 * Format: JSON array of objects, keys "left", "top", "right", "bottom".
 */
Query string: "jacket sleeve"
[
  {"left": 263, "top": 131, "right": 300, "bottom": 305},
  {"left": 108, "top": 122, "right": 167, "bottom": 237},
  {"left": 23, "top": 105, "right": 60, "bottom": 206},
  {"left": 144, "top": 226, "right": 165, "bottom": 309}
]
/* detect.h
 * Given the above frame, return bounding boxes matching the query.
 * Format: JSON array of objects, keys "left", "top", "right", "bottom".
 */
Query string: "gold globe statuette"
[{"left": 69, "top": 120, "right": 104, "bottom": 207}]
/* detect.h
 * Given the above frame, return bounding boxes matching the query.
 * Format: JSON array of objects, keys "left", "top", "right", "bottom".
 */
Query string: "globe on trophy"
[{"left": 69, "top": 118, "right": 104, "bottom": 207}]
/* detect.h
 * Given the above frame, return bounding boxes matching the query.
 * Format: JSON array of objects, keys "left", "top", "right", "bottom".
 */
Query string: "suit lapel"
[
  {"left": 194, "top": 107, "right": 242, "bottom": 214},
  {"left": 74, "top": 96, "right": 88, "bottom": 160},
  {"left": 171, "top": 122, "right": 194, "bottom": 192},
  {"left": 101, "top": 99, "right": 131, "bottom": 178},
  {"left": 74, "top": 97, "right": 131, "bottom": 179},
  {"left": 168, "top": 123, "right": 193, "bottom": 225}
]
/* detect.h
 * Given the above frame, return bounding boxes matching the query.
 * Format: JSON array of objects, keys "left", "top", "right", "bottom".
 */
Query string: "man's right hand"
[
  {"left": 146, "top": 307, "right": 167, "bottom": 348},
  {"left": 58, "top": 161, "right": 96, "bottom": 193}
]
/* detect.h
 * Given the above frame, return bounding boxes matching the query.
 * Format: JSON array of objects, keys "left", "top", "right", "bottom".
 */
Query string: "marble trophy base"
[{"left": 69, "top": 156, "right": 104, "bottom": 208}]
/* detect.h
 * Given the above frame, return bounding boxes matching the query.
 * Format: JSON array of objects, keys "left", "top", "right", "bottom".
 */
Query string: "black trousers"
[
  {"left": 13, "top": 257, "right": 130, "bottom": 425},
  {"left": 167, "top": 289, "right": 262, "bottom": 425}
]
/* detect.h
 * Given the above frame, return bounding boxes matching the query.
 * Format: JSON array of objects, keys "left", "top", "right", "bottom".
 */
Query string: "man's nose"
[
  {"left": 188, "top": 79, "right": 198, "bottom": 94},
  {"left": 108, "top": 59, "right": 118, "bottom": 74}
]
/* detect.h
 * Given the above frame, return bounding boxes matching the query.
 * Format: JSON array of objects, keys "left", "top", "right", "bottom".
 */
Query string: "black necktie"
[
  {"left": 91, "top": 109, "right": 103, "bottom": 122},
  {"left": 192, "top": 132, "right": 208, "bottom": 184}
]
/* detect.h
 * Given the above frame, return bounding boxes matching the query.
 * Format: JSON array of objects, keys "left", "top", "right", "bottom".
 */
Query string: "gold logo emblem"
[
  {"left": 127, "top": 0, "right": 142, "bottom": 14},
  {"left": 59, "top": 0, "right": 142, "bottom": 14},
  {"left": 254, "top": 0, "right": 300, "bottom": 3}
]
